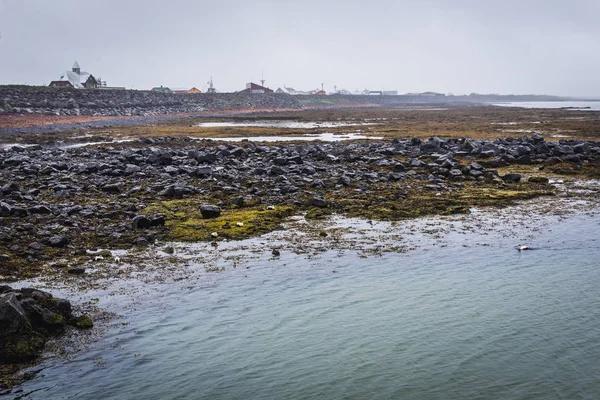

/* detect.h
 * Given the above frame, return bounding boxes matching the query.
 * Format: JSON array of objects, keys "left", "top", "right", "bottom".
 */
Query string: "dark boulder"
[
  {"left": 0, "top": 201, "right": 12, "bottom": 216},
  {"left": 101, "top": 183, "right": 121, "bottom": 194},
  {"left": 309, "top": 197, "right": 328, "bottom": 208},
  {"left": 150, "top": 214, "right": 166, "bottom": 227},
  {"left": 1, "top": 182, "right": 20, "bottom": 194},
  {"left": 46, "top": 235, "right": 69, "bottom": 248},
  {"left": 0, "top": 286, "right": 91, "bottom": 364},
  {"left": 200, "top": 204, "right": 221, "bottom": 219},
  {"left": 502, "top": 173, "right": 522, "bottom": 183},
  {"left": 131, "top": 215, "right": 151, "bottom": 230}
]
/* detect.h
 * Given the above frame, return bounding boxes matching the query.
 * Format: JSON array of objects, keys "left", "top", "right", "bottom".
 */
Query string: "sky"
[{"left": 0, "top": 0, "right": 599, "bottom": 96}]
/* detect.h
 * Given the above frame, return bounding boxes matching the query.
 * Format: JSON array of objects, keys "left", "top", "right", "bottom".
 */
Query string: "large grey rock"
[{"left": 0, "top": 292, "right": 30, "bottom": 336}]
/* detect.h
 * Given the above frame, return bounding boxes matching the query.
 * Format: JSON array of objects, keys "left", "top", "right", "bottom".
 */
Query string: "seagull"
[
  {"left": 114, "top": 256, "right": 121, "bottom": 263},
  {"left": 236, "top": 222, "right": 244, "bottom": 227},
  {"left": 516, "top": 244, "right": 531, "bottom": 251},
  {"left": 94, "top": 255, "right": 104, "bottom": 261},
  {"left": 211, "top": 232, "right": 219, "bottom": 238}
]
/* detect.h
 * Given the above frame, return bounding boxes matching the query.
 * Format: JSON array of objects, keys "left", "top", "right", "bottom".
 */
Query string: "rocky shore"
[
  {"left": 0, "top": 285, "right": 92, "bottom": 387},
  {"left": 0, "top": 86, "right": 304, "bottom": 117},
  {"left": 1, "top": 131, "right": 599, "bottom": 282},
  {"left": 1, "top": 100, "right": 599, "bottom": 389}
]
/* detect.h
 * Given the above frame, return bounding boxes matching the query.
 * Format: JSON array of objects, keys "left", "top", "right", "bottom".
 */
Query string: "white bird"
[
  {"left": 516, "top": 244, "right": 531, "bottom": 251},
  {"left": 236, "top": 222, "right": 244, "bottom": 227},
  {"left": 94, "top": 255, "right": 104, "bottom": 261},
  {"left": 211, "top": 232, "right": 219, "bottom": 238},
  {"left": 114, "top": 256, "right": 121, "bottom": 263}
]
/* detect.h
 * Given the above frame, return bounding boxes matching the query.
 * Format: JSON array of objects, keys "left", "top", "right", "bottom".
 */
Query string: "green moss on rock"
[{"left": 74, "top": 315, "right": 93, "bottom": 329}]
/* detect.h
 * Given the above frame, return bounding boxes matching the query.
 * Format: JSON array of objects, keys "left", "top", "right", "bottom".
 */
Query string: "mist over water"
[{"left": 4, "top": 210, "right": 600, "bottom": 400}]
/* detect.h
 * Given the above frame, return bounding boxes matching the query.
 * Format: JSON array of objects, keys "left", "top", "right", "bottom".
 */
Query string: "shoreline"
[
  {"left": 2, "top": 192, "right": 599, "bottom": 393},
  {"left": 1, "top": 105, "right": 600, "bottom": 388}
]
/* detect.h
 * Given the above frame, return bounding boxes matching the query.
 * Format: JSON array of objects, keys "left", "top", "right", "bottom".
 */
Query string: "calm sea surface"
[
  {"left": 4, "top": 210, "right": 600, "bottom": 400},
  {"left": 493, "top": 101, "right": 600, "bottom": 110}
]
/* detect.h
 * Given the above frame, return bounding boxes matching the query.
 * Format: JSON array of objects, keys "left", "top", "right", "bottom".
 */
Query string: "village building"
[
  {"left": 172, "top": 87, "right": 201, "bottom": 94},
  {"left": 239, "top": 82, "right": 273, "bottom": 94},
  {"left": 275, "top": 86, "right": 298, "bottom": 95},
  {"left": 49, "top": 61, "right": 99, "bottom": 89},
  {"left": 151, "top": 86, "right": 173, "bottom": 94}
]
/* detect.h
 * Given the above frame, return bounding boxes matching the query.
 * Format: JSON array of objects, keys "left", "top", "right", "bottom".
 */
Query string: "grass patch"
[{"left": 143, "top": 198, "right": 296, "bottom": 241}]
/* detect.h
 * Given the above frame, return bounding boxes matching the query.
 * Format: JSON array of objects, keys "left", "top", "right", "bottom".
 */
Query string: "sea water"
[
  {"left": 4, "top": 208, "right": 600, "bottom": 400},
  {"left": 493, "top": 101, "right": 600, "bottom": 111}
]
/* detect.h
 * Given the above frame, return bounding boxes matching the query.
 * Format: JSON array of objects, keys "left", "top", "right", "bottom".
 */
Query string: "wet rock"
[
  {"left": 0, "top": 286, "right": 90, "bottom": 364},
  {"left": 131, "top": 215, "right": 151, "bottom": 230},
  {"left": 531, "top": 132, "right": 544, "bottom": 144},
  {"left": 46, "top": 235, "right": 69, "bottom": 248},
  {"left": 200, "top": 204, "right": 221, "bottom": 219},
  {"left": 339, "top": 175, "right": 351, "bottom": 187},
  {"left": 74, "top": 315, "right": 93, "bottom": 329},
  {"left": 449, "top": 169, "right": 463, "bottom": 178},
  {"left": 0, "top": 201, "right": 12, "bottom": 216},
  {"left": 563, "top": 154, "right": 581, "bottom": 163},
  {"left": 163, "top": 245, "right": 175, "bottom": 254},
  {"left": 309, "top": 197, "right": 327, "bottom": 208},
  {"left": 231, "top": 196, "right": 245, "bottom": 206},
  {"left": 273, "top": 157, "right": 288, "bottom": 166},
  {"left": 124, "top": 164, "right": 141, "bottom": 175},
  {"left": 159, "top": 184, "right": 196, "bottom": 198},
  {"left": 134, "top": 236, "right": 150, "bottom": 246},
  {"left": 191, "top": 166, "right": 212, "bottom": 177},
  {"left": 1, "top": 182, "right": 20, "bottom": 194},
  {"left": 528, "top": 176, "right": 550, "bottom": 183},
  {"left": 150, "top": 214, "right": 166, "bottom": 227},
  {"left": 502, "top": 173, "right": 522, "bottom": 183},
  {"left": 574, "top": 143, "right": 590, "bottom": 154},
  {"left": 101, "top": 183, "right": 121, "bottom": 193},
  {"left": 552, "top": 145, "right": 574, "bottom": 156},
  {"left": 29, "top": 205, "right": 53, "bottom": 214},
  {"left": 67, "top": 267, "right": 86, "bottom": 275}
]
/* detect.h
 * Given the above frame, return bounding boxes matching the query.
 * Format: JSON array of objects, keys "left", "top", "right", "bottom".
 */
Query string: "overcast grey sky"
[{"left": 1, "top": 0, "right": 599, "bottom": 96}]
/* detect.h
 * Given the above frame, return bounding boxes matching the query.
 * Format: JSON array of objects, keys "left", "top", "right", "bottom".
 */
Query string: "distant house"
[
  {"left": 315, "top": 90, "right": 327, "bottom": 95},
  {"left": 276, "top": 86, "right": 299, "bottom": 95},
  {"left": 49, "top": 61, "right": 99, "bottom": 89},
  {"left": 151, "top": 86, "right": 173, "bottom": 94},
  {"left": 172, "top": 87, "right": 201, "bottom": 94},
  {"left": 239, "top": 82, "right": 273, "bottom": 94}
]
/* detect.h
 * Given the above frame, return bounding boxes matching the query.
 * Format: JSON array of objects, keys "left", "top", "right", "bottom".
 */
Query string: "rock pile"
[
  {"left": 0, "top": 286, "right": 92, "bottom": 364},
  {"left": 0, "top": 134, "right": 598, "bottom": 279},
  {"left": 0, "top": 86, "right": 303, "bottom": 117}
]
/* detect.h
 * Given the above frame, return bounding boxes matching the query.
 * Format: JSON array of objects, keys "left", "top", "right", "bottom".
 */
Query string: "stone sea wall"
[
  {"left": 0, "top": 86, "right": 304, "bottom": 116},
  {"left": 0, "top": 86, "right": 484, "bottom": 118}
]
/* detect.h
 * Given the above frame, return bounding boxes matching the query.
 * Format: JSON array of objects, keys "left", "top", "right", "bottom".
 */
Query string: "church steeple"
[{"left": 72, "top": 61, "right": 80, "bottom": 74}]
